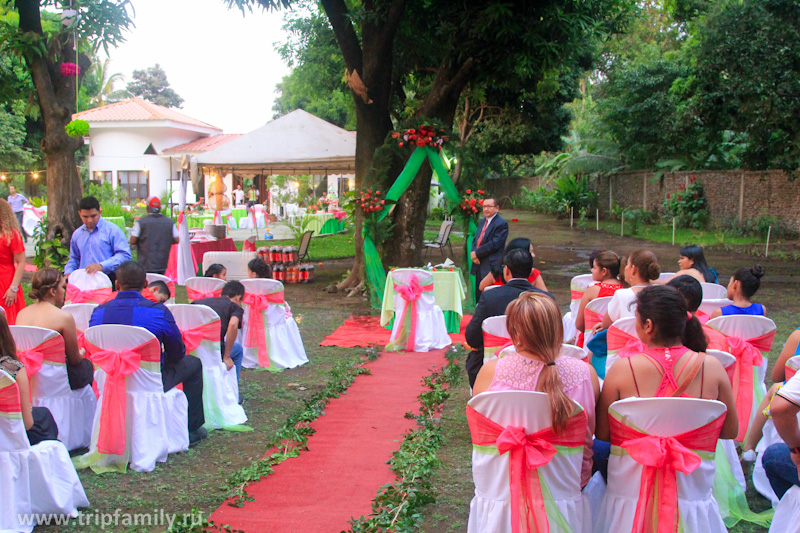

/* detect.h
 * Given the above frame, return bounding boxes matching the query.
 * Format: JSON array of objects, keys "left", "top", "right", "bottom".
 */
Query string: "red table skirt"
[{"left": 165, "top": 238, "right": 237, "bottom": 281}]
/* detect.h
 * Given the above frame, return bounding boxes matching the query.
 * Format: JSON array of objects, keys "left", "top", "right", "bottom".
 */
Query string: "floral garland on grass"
[{"left": 346, "top": 346, "right": 464, "bottom": 532}]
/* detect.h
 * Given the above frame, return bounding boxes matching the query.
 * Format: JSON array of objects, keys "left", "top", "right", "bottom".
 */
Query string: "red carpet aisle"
[
  {"left": 320, "top": 314, "right": 471, "bottom": 347},
  {"left": 210, "top": 349, "right": 449, "bottom": 532}
]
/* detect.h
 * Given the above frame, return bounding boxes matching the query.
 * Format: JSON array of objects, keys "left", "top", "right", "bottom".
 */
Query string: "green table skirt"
[
  {"left": 384, "top": 310, "right": 462, "bottom": 334},
  {"left": 105, "top": 216, "right": 126, "bottom": 233},
  {"left": 319, "top": 217, "right": 346, "bottom": 235}
]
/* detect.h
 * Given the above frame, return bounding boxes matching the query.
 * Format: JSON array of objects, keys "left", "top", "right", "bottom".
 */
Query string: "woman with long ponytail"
[{"left": 473, "top": 291, "right": 600, "bottom": 486}]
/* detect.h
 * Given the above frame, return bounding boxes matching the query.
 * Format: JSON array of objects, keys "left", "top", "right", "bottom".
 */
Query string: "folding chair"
[
  {"left": 297, "top": 230, "right": 314, "bottom": 262},
  {"left": 424, "top": 220, "right": 454, "bottom": 260}
]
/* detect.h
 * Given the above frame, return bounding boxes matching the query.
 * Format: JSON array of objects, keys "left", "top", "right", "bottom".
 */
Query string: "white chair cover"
[
  {"left": 145, "top": 273, "right": 176, "bottom": 304},
  {"left": 240, "top": 279, "right": 308, "bottom": 370},
  {"left": 167, "top": 304, "right": 247, "bottom": 429},
  {"left": 771, "top": 486, "right": 800, "bottom": 532},
  {"left": 562, "top": 274, "right": 595, "bottom": 343},
  {"left": 659, "top": 272, "right": 677, "bottom": 282},
  {"left": 698, "top": 298, "right": 733, "bottom": 317},
  {"left": 200, "top": 252, "right": 257, "bottom": 281},
  {"left": 583, "top": 296, "right": 612, "bottom": 346},
  {"left": 560, "top": 344, "right": 587, "bottom": 360},
  {"left": 785, "top": 355, "right": 800, "bottom": 379},
  {"left": 595, "top": 397, "right": 728, "bottom": 533},
  {"left": 184, "top": 276, "right": 226, "bottom": 302},
  {"left": 706, "top": 315, "right": 777, "bottom": 440},
  {"left": 605, "top": 317, "right": 640, "bottom": 374},
  {"left": 467, "top": 391, "right": 590, "bottom": 533},
  {"left": 0, "top": 368, "right": 89, "bottom": 532},
  {"left": 10, "top": 326, "right": 96, "bottom": 451},
  {"left": 75, "top": 325, "right": 188, "bottom": 473},
  {"left": 65, "top": 269, "right": 112, "bottom": 305},
  {"left": 227, "top": 213, "right": 238, "bottom": 230},
  {"left": 481, "top": 315, "right": 509, "bottom": 365},
  {"left": 700, "top": 282, "right": 728, "bottom": 300},
  {"left": 62, "top": 303, "right": 97, "bottom": 339},
  {"left": 387, "top": 269, "right": 451, "bottom": 352},
  {"left": 240, "top": 205, "right": 267, "bottom": 229}
]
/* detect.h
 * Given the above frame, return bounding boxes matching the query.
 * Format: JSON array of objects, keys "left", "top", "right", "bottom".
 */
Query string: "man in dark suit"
[
  {"left": 470, "top": 197, "right": 509, "bottom": 298},
  {"left": 464, "top": 248, "right": 555, "bottom": 388}
]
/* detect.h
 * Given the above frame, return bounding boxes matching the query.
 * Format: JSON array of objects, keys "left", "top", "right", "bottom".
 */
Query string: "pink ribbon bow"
[
  {"left": 66, "top": 284, "right": 112, "bottom": 304},
  {"left": 88, "top": 348, "right": 142, "bottom": 456},
  {"left": 722, "top": 331, "right": 776, "bottom": 442},
  {"left": 243, "top": 290, "right": 285, "bottom": 367},
  {"left": 583, "top": 307, "right": 604, "bottom": 332},
  {"left": 393, "top": 275, "right": 433, "bottom": 351},
  {"left": 607, "top": 326, "right": 647, "bottom": 359},
  {"left": 610, "top": 412, "right": 725, "bottom": 533},
  {"left": 16, "top": 336, "right": 66, "bottom": 378},
  {"left": 468, "top": 405, "right": 587, "bottom": 533},
  {"left": 181, "top": 321, "right": 220, "bottom": 354},
  {"left": 186, "top": 287, "right": 222, "bottom": 301}
]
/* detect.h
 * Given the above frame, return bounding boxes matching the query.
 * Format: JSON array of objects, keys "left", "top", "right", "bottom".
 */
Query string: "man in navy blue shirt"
[{"left": 90, "top": 261, "right": 207, "bottom": 445}]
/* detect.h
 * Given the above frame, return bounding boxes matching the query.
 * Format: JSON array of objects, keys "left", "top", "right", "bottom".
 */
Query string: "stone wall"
[
  {"left": 592, "top": 170, "right": 800, "bottom": 231},
  {"left": 483, "top": 177, "right": 541, "bottom": 207}
]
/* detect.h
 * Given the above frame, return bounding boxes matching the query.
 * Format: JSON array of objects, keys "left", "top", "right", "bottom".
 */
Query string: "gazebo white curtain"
[{"left": 176, "top": 156, "right": 196, "bottom": 284}]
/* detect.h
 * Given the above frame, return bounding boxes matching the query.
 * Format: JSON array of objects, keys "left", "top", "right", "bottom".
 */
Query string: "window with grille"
[{"left": 118, "top": 171, "right": 149, "bottom": 201}]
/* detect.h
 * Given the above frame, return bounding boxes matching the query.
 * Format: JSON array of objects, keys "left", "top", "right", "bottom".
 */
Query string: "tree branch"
[{"left": 320, "top": 0, "right": 363, "bottom": 74}]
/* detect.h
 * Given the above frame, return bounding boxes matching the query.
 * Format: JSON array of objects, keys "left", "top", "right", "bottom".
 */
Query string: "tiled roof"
[
  {"left": 73, "top": 98, "right": 221, "bottom": 130},
  {"left": 163, "top": 134, "right": 243, "bottom": 153}
]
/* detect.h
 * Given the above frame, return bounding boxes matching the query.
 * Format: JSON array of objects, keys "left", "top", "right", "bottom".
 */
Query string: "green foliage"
[
  {"left": 661, "top": 176, "right": 709, "bottom": 228},
  {"left": 126, "top": 64, "right": 184, "bottom": 108},
  {"left": 720, "top": 215, "right": 800, "bottom": 241},
  {"left": 65, "top": 119, "right": 89, "bottom": 138},
  {"left": 510, "top": 185, "right": 561, "bottom": 214},
  {"left": 32, "top": 219, "right": 69, "bottom": 270},
  {"left": 428, "top": 207, "right": 446, "bottom": 221},
  {"left": 553, "top": 175, "right": 598, "bottom": 212},
  {"left": 363, "top": 217, "right": 393, "bottom": 248}
]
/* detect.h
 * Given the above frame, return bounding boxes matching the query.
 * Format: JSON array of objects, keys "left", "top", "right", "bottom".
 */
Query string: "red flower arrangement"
[
  {"left": 61, "top": 62, "right": 80, "bottom": 76},
  {"left": 306, "top": 204, "right": 320, "bottom": 214},
  {"left": 356, "top": 188, "right": 384, "bottom": 214},
  {"left": 317, "top": 193, "right": 333, "bottom": 207},
  {"left": 391, "top": 125, "right": 448, "bottom": 150},
  {"left": 458, "top": 188, "right": 486, "bottom": 218}
]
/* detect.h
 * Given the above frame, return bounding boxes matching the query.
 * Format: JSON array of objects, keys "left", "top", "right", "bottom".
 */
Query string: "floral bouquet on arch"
[
  {"left": 391, "top": 124, "right": 448, "bottom": 150},
  {"left": 456, "top": 188, "right": 486, "bottom": 222},
  {"left": 355, "top": 188, "right": 385, "bottom": 216}
]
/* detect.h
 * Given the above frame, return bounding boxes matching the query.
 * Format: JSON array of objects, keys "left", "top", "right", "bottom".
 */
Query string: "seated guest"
[
  {"left": 16, "top": 268, "right": 93, "bottom": 390},
  {"left": 594, "top": 285, "right": 738, "bottom": 477},
  {"left": 89, "top": 260, "right": 207, "bottom": 446},
  {"left": 192, "top": 281, "right": 245, "bottom": 383},
  {"left": 473, "top": 291, "right": 599, "bottom": 487},
  {"left": 710, "top": 264, "right": 767, "bottom": 319},
  {"left": 575, "top": 251, "right": 624, "bottom": 341},
  {"left": 598, "top": 250, "right": 661, "bottom": 330},
  {"left": 664, "top": 244, "right": 718, "bottom": 284},
  {"left": 205, "top": 263, "right": 227, "bottom": 280},
  {"left": 762, "top": 373, "right": 800, "bottom": 499},
  {"left": 0, "top": 313, "right": 59, "bottom": 444},
  {"left": 247, "top": 257, "right": 272, "bottom": 279},
  {"left": 464, "top": 248, "right": 555, "bottom": 388},
  {"left": 147, "top": 280, "right": 171, "bottom": 303},
  {"left": 478, "top": 237, "right": 548, "bottom": 292}
]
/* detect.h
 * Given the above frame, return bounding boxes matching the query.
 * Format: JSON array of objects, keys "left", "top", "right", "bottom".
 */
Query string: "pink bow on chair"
[
  {"left": 243, "top": 290, "right": 285, "bottom": 367},
  {"left": 186, "top": 287, "right": 222, "bottom": 301},
  {"left": 16, "top": 336, "right": 66, "bottom": 378},
  {"left": 610, "top": 411, "right": 725, "bottom": 533},
  {"left": 607, "top": 326, "right": 647, "bottom": 359},
  {"left": 721, "top": 331, "right": 776, "bottom": 442},
  {"left": 483, "top": 332, "right": 512, "bottom": 359},
  {"left": 392, "top": 275, "right": 434, "bottom": 352},
  {"left": 181, "top": 321, "right": 220, "bottom": 354},
  {"left": 66, "top": 284, "right": 112, "bottom": 304},
  {"left": 86, "top": 339, "right": 161, "bottom": 456},
  {"left": 468, "top": 406, "right": 587, "bottom": 533},
  {"left": 583, "top": 307, "right": 604, "bottom": 332}
]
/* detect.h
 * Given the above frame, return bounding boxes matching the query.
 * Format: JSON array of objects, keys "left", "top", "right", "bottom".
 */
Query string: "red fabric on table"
[
  {"left": 164, "top": 238, "right": 237, "bottom": 281},
  {"left": 319, "top": 314, "right": 471, "bottom": 347},
  {"left": 210, "top": 349, "right": 448, "bottom": 532},
  {"left": 333, "top": 210, "right": 347, "bottom": 221}
]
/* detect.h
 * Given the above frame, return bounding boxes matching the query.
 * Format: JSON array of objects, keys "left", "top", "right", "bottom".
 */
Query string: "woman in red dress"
[{"left": 0, "top": 199, "right": 26, "bottom": 323}]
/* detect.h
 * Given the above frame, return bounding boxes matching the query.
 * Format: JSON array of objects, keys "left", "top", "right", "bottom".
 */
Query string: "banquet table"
[
  {"left": 380, "top": 269, "right": 466, "bottom": 334},
  {"left": 105, "top": 216, "right": 126, "bottom": 233},
  {"left": 164, "top": 237, "right": 237, "bottom": 281}
]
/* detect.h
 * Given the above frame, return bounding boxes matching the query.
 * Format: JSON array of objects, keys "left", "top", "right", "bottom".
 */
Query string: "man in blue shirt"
[
  {"left": 65, "top": 196, "right": 132, "bottom": 285},
  {"left": 7, "top": 185, "right": 29, "bottom": 242},
  {"left": 89, "top": 260, "right": 207, "bottom": 445}
]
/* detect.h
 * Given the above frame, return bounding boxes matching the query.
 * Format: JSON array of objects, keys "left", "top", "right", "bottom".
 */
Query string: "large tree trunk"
[{"left": 17, "top": 0, "right": 85, "bottom": 241}]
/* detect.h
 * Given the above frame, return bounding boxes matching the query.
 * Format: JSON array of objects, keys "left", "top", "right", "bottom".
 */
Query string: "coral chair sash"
[
  {"left": 85, "top": 338, "right": 161, "bottom": 456},
  {"left": 66, "top": 284, "right": 112, "bottom": 304},
  {"left": 609, "top": 412, "right": 725, "bottom": 533},
  {"left": 483, "top": 332, "right": 512, "bottom": 359},
  {"left": 695, "top": 309, "right": 712, "bottom": 325},
  {"left": 242, "top": 238, "right": 256, "bottom": 252},
  {"left": 787, "top": 366, "right": 798, "bottom": 380},
  {"left": 719, "top": 330, "right": 776, "bottom": 442},
  {"left": 0, "top": 378, "right": 21, "bottom": 414},
  {"left": 243, "top": 290, "right": 285, "bottom": 367},
  {"left": 390, "top": 274, "right": 434, "bottom": 352},
  {"left": 607, "top": 326, "right": 647, "bottom": 359},
  {"left": 16, "top": 336, "right": 66, "bottom": 377},
  {"left": 186, "top": 287, "right": 222, "bottom": 301},
  {"left": 181, "top": 321, "right": 220, "bottom": 354},
  {"left": 467, "top": 405, "right": 587, "bottom": 533},
  {"left": 583, "top": 307, "right": 604, "bottom": 332}
]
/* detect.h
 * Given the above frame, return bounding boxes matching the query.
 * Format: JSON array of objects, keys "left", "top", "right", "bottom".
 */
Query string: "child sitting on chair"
[
  {"left": 147, "top": 280, "right": 171, "bottom": 303},
  {"left": 710, "top": 264, "right": 766, "bottom": 319}
]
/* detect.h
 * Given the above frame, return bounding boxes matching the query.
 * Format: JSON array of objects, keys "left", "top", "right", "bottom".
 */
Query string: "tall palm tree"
[{"left": 84, "top": 58, "right": 129, "bottom": 108}]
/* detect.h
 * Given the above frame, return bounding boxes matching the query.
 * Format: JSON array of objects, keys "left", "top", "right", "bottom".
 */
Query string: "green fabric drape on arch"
[{"left": 363, "top": 146, "right": 477, "bottom": 309}]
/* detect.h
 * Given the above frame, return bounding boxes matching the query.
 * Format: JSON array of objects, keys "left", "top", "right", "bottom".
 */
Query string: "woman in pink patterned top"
[{"left": 473, "top": 292, "right": 600, "bottom": 486}]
